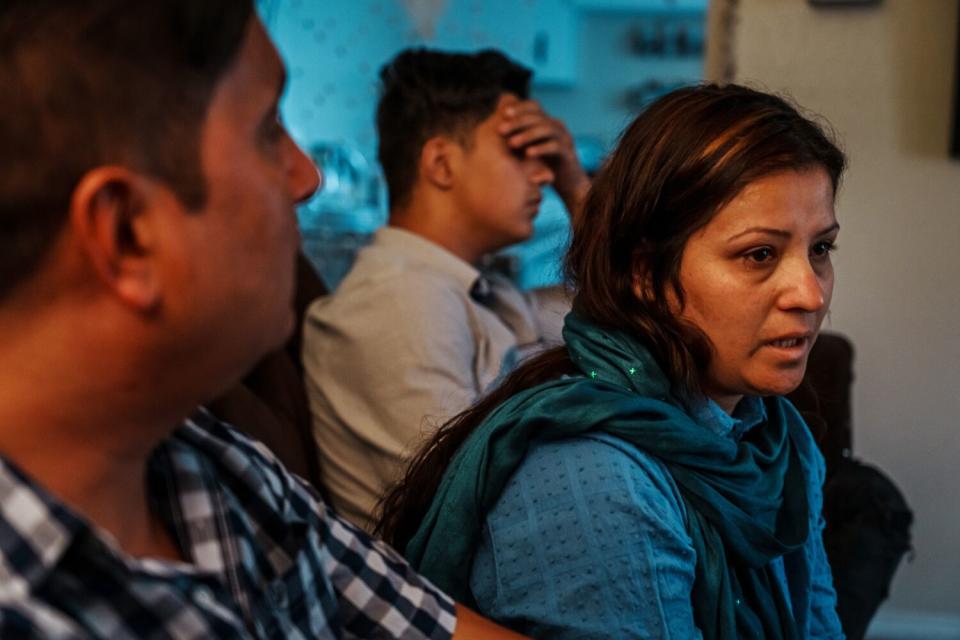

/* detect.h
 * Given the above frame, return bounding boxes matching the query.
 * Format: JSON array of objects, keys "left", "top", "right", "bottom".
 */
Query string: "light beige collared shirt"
[{"left": 302, "top": 226, "right": 568, "bottom": 531}]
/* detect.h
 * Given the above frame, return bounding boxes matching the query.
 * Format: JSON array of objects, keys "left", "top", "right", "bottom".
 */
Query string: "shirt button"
[
  {"left": 269, "top": 581, "right": 289, "bottom": 608},
  {"left": 194, "top": 586, "right": 215, "bottom": 607}
]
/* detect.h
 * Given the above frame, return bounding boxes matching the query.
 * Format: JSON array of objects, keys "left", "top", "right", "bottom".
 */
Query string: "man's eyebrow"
[
  {"left": 726, "top": 222, "right": 840, "bottom": 243},
  {"left": 259, "top": 65, "right": 286, "bottom": 128}
]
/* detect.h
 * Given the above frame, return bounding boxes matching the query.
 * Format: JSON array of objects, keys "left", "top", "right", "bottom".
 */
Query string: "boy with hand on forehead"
[{"left": 303, "top": 49, "right": 589, "bottom": 532}]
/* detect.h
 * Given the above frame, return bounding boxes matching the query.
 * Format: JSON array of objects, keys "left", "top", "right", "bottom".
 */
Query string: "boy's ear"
[
  {"left": 68, "top": 166, "right": 164, "bottom": 312},
  {"left": 419, "top": 135, "right": 458, "bottom": 190}
]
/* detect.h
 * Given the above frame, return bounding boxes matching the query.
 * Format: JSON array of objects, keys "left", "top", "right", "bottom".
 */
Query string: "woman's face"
[{"left": 672, "top": 168, "right": 839, "bottom": 414}]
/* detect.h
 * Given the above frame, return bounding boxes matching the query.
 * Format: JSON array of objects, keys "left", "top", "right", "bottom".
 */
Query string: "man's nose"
[{"left": 289, "top": 140, "right": 321, "bottom": 203}]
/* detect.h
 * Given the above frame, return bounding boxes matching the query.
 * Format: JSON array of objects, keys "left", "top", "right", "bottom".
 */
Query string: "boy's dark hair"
[
  {"left": 0, "top": 0, "right": 253, "bottom": 300},
  {"left": 376, "top": 48, "right": 532, "bottom": 210}
]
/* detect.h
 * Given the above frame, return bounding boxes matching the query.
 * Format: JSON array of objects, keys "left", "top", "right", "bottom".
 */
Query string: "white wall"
[
  {"left": 536, "top": 10, "right": 705, "bottom": 152},
  {"left": 731, "top": 0, "right": 960, "bottom": 619}
]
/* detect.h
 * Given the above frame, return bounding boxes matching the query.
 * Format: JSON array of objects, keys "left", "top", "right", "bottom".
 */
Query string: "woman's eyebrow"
[
  {"left": 726, "top": 221, "right": 840, "bottom": 243},
  {"left": 726, "top": 227, "right": 790, "bottom": 242},
  {"left": 815, "top": 222, "right": 841, "bottom": 236}
]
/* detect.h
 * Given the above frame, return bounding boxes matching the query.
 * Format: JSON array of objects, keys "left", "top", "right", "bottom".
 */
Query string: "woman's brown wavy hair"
[{"left": 376, "top": 83, "right": 846, "bottom": 547}]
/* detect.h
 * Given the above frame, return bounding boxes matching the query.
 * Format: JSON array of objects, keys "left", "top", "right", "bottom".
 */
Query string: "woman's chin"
[{"left": 748, "top": 374, "right": 806, "bottom": 398}]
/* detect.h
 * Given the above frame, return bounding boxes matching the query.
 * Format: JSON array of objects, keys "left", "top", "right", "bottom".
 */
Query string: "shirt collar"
[
  {"left": 0, "top": 456, "right": 87, "bottom": 595},
  {"left": 687, "top": 395, "right": 767, "bottom": 441},
  {"left": 167, "top": 409, "right": 309, "bottom": 575},
  {"left": 0, "top": 409, "right": 307, "bottom": 598},
  {"left": 374, "top": 226, "right": 481, "bottom": 294}
]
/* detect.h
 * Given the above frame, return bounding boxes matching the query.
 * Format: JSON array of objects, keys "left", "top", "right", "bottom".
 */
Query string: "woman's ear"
[
  {"left": 419, "top": 136, "right": 457, "bottom": 191},
  {"left": 68, "top": 166, "right": 163, "bottom": 312},
  {"left": 631, "top": 244, "right": 655, "bottom": 302}
]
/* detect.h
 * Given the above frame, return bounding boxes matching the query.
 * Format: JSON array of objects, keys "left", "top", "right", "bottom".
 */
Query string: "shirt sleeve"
[
  {"left": 316, "top": 493, "right": 458, "bottom": 640},
  {"left": 0, "top": 604, "right": 84, "bottom": 639},
  {"left": 470, "top": 435, "right": 703, "bottom": 640},
  {"left": 803, "top": 445, "right": 845, "bottom": 639},
  {"left": 806, "top": 511, "right": 845, "bottom": 639},
  {"left": 781, "top": 398, "right": 845, "bottom": 640},
  {"left": 210, "top": 419, "right": 457, "bottom": 639},
  {"left": 305, "top": 271, "right": 481, "bottom": 450},
  {"left": 302, "top": 272, "right": 481, "bottom": 527}
]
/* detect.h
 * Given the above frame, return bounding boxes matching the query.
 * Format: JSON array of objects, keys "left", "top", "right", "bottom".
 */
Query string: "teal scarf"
[{"left": 403, "top": 313, "right": 809, "bottom": 639}]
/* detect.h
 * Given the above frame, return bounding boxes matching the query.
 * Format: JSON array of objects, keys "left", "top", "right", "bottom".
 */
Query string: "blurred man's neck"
[
  {"left": 0, "top": 301, "right": 194, "bottom": 561},
  {"left": 388, "top": 191, "right": 489, "bottom": 266}
]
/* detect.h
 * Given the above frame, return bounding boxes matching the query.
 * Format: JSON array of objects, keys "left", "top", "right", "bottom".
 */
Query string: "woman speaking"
[{"left": 380, "top": 83, "right": 847, "bottom": 640}]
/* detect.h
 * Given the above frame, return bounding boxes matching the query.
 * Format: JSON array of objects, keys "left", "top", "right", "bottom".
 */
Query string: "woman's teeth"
[{"left": 771, "top": 338, "right": 802, "bottom": 348}]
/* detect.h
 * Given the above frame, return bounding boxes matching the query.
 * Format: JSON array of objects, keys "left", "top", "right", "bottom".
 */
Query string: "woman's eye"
[
  {"left": 745, "top": 247, "right": 775, "bottom": 264},
  {"left": 811, "top": 240, "right": 837, "bottom": 258}
]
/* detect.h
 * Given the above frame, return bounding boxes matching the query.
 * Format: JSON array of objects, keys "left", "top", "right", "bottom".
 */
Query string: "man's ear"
[
  {"left": 419, "top": 136, "right": 457, "bottom": 190},
  {"left": 68, "top": 166, "right": 163, "bottom": 311}
]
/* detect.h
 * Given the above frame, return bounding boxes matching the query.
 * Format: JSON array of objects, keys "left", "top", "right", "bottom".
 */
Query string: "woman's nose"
[{"left": 779, "top": 259, "right": 829, "bottom": 313}]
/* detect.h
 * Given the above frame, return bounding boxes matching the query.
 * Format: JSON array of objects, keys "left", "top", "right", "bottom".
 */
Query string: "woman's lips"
[{"left": 762, "top": 335, "right": 812, "bottom": 358}]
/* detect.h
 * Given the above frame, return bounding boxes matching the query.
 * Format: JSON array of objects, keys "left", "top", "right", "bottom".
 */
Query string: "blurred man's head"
[
  {"left": 377, "top": 49, "right": 554, "bottom": 255},
  {"left": 0, "top": 0, "right": 319, "bottom": 398},
  {"left": 0, "top": 0, "right": 252, "bottom": 298}
]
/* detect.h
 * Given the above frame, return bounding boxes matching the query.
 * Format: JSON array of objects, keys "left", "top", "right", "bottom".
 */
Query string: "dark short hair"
[
  {"left": 567, "top": 83, "right": 846, "bottom": 392},
  {"left": 0, "top": 0, "right": 254, "bottom": 300},
  {"left": 376, "top": 48, "right": 532, "bottom": 210}
]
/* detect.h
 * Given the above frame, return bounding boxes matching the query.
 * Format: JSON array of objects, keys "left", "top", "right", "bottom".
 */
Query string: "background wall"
[
  {"left": 261, "top": 0, "right": 705, "bottom": 155},
  {"left": 536, "top": 9, "right": 704, "bottom": 152},
  {"left": 259, "top": 0, "right": 708, "bottom": 288},
  {"left": 260, "top": 0, "right": 580, "bottom": 159},
  {"left": 730, "top": 0, "right": 960, "bottom": 629}
]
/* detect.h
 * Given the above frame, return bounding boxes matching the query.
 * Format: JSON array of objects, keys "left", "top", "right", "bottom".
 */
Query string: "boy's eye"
[{"left": 509, "top": 145, "right": 527, "bottom": 161}]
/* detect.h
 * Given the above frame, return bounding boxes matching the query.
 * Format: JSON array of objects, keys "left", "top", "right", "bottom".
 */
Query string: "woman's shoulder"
[
  {"left": 527, "top": 432, "right": 671, "bottom": 475},
  {"left": 491, "top": 433, "right": 688, "bottom": 532},
  {"left": 472, "top": 433, "right": 699, "bottom": 637}
]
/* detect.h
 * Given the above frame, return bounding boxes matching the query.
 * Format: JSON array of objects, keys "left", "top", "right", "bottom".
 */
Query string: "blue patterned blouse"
[{"left": 469, "top": 395, "right": 845, "bottom": 639}]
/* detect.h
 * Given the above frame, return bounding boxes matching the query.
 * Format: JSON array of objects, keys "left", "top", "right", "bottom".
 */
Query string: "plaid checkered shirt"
[{"left": 0, "top": 409, "right": 457, "bottom": 639}]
